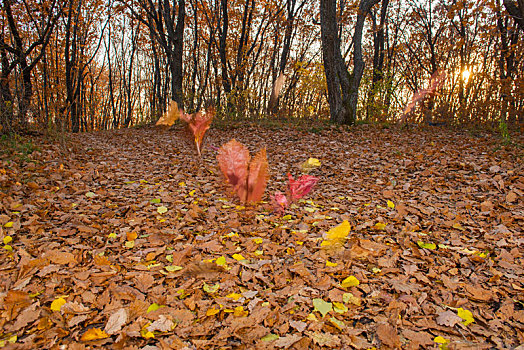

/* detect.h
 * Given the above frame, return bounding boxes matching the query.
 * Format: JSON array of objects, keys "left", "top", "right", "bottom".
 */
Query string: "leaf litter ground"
[{"left": 0, "top": 124, "right": 523, "bottom": 349}]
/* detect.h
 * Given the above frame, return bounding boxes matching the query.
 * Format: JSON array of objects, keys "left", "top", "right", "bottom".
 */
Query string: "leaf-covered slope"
[{"left": 0, "top": 125, "right": 522, "bottom": 349}]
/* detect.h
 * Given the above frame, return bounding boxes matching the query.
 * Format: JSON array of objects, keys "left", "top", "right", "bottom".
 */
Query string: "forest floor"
[{"left": 0, "top": 123, "right": 523, "bottom": 349}]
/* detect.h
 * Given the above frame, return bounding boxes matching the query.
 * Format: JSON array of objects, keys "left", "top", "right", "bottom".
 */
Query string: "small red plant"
[
  {"left": 217, "top": 139, "right": 269, "bottom": 204},
  {"left": 288, "top": 173, "right": 319, "bottom": 202},
  {"left": 271, "top": 191, "right": 289, "bottom": 213},
  {"left": 180, "top": 106, "right": 215, "bottom": 157},
  {"left": 272, "top": 173, "right": 319, "bottom": 214},
  {"left": 402, "top": 69, "right": 446, "bottom": 116}
]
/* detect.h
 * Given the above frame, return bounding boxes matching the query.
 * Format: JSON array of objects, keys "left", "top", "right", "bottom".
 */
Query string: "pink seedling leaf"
[
  {"left": 180, "top": 106, "right": 215, "bottom": 157},
  {"left": 288, "top": 173, "right": 318, "bottom": 202},
  {"left": 217, "top": 139, "right": 250, "bottom": 203},
  {"left": 246, "top": 148, "right": 269, "bottom": 204},
  {"left": 271, "top": 191, "right": 288, "bottom": 214},
  {"left": 402, "top": 70, "right": 446, "bottom": 116}
]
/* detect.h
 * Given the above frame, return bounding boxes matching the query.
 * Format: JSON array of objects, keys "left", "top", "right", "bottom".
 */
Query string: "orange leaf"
[
  {"left": 180, "top": 106, "right": 214, "bottom": 156},
  {"left": 156, "top": 100, "right": 181, "bottom": 126},
  {"left": 217, "top": 139, "right": 250, "bottom": 202},
  {"left": 80, "top": 328, "right": 109, "bottom": 342},
  {"left": 246, "top": 148, "right": 269, "bottom": 203}
]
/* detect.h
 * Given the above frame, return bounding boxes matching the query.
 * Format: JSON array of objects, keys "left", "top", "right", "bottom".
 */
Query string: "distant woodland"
[{"left": 0, "top": 0, "right": 523, "bottom": 133}]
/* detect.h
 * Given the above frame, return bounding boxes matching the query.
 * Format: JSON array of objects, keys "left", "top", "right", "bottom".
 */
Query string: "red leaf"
[
  {"left": 246, "top": 148, "right": 269, "bottom": 203},
  {"left": 402, "top": 70, "right": 446, "bottom": 115},
  {"left": 180, "top": 106, "right": 215, "bottom": 156},
  {"left": 217, "top": 139, "right": 250, "bottom": 202},
  {"left": 271, "top": 191, "right": 288, "bottom": 213},
  {"left": 288, "top": 173, "right": 318, "bottom": 202}
]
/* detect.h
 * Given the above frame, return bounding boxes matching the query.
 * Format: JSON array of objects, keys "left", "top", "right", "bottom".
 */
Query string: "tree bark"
[
  {"left": 321, "top": 0, "right": 378, "bottom": 125},
  {"left": 503, "top": 0, "right": 524, "bottom": 32}
]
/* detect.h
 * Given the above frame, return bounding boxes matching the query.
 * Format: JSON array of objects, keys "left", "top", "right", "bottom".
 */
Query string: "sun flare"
[{"left": 462, "top": 69, "right": 471, "bottom": 82}]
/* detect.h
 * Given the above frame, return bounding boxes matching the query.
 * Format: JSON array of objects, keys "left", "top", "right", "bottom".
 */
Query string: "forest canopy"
[{"left": 0, "top": 0, "right": 522, "bottom": 133}]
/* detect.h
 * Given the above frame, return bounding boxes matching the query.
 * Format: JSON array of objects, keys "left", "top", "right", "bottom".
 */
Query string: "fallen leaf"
[
  {"left": 457, "top": 307, "right": 475, "bottom": 326},
  {"left": 80, "top": 328, "right": 109, "bottom": 342},
  {"left": 104, "top": 308, "right": 128, "bottom": 335},
  {"left": 312, "top": 298, "right": 332, "bottom": 317},
  {"left": 436, "top": 310, "right": 462, "bottom": 327},
  {"left": 341, "top": 276, "right": 359, "bottom": 288},
  {"left": 50, "top": 297, "right": 67, "bottom": 312}
]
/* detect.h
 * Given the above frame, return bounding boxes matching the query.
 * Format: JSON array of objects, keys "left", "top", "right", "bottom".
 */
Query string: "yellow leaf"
[
  {"left": 3, "top": 244, "right": 12, "bottom": 251},
  {"left": 124, "top": 240, "right": 135, "bottom": 249},
  {"left": 215, "top": 256, "right": 227, "bottom": 266},
  {"left": 226, "top": 293, "right": 242, "bottom": 301},
  {"left": 329, "top": 317, "right": 345, "bottom": 330},
  {"left": 434, "top": 335, "right": 449, "bottom": 349},
  {"left": 301, "top": 158, "right": 321, "bottom": 172},
  {"left": 282, "top": 214, "right": 292, "bottom": 220},
  {"left": 232, "top": 254, "right": 246, "bottom": 261},
  {"left": 141, "top": 329, "right": 155, "bottom": 339},
  {"left": 343, "top": 292, "right": 361, "bottom": 306},
  {"left": 80, "top": 328, "right": 109, "bottom": 342},
  {"left": 206, "top": 307, "right": 220, "bottom": 316},
  {"left": 253, "top": 238, "right": 263, "bottom": 244},
  {"left": 254, "top": 250, "right": 263, "bottom": 256},
  {"left": 4, "top": 222, "right": 13, "bottom": 228},
  {"left": 341, "top": 276, "right": 360, "bottom": 288},
  {"left": 165, "top": 265, "right": 183, "bottom": 272},
  {"left": 453, "top": 222, "right": 465, "bottom": 231},
  {"left": 203, "top": 283, "right": 220, "bottom": 294},
  {"left": 3, "top": 236, "right": 12, "bottom": 244},
  {"left": 233, "top": 306, "right": 248, "bottom": 317},
  {"left": 375, "top": 222, "right": 387, "bottom": 230},
  {"left": 325, "top": 220, "right": 351, "bottom": 241},
  {"left": 333, "top": 302, "right": 348, "bottom": 314},
  {"left": 387, "top": 200, "right": 395, "bottom": 209},
  {"left": 306, "top": 313, "right": 318, "bottom": 321},
  {"left": 50, "top": 297, "right": 66, "bottom": 312},
  {"left": 178, "top": 182, "right": 186, "bottom": 187},
  {"left": 326, "top": 260, "right": 338, "bottom": 267},
  {"left": 147, "top": 303, "right": 164, "bottom": 313},
  {"left": 108, "top": 232, "right": 117, "bottom": 239},
  {"left": 417, "top": 241, "right": 436, "bottom": 250},
  {"left": 457, "top": 308, "right": 474, "bottom": 326}
]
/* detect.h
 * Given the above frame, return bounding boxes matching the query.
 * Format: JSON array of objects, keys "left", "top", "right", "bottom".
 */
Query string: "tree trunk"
[
  {"left": 320, "top": 0, "right": 352, "bottom": 124},
  {"left": 349, "top": 0, "right": 380, "bottom": 123}
]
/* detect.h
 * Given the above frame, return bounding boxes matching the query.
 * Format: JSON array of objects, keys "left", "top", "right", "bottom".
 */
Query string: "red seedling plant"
[
  {"left": 180, "top": 106, "right": 215, "bottom": 157},
  {"left": 288, "top": 173, "right": 318, "bottom": 202},
  {"left": 272, "top": 173, "right": 319, "bottom": 213},
  {"left": 217, "top": 139, "right": 269, "bottom": 204},
  {"left": 402, "top": 69, "right": 446, "bottom": 116}
]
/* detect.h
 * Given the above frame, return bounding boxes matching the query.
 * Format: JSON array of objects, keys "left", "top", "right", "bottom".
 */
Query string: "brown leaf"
[
  {"left": 104, "top": 308, "right": 128, "bottom": 335},
  {"left": 436, "top": 310, "right": 462, "bottom": 327},
  {"left": 45, "top": 250, "right": 77, "bottom": 265},
  {"left": 147, "top": 314, "right": 175, "bottom": 333},
  {"left": 274, "top": 334, "right": 302, "bottom": 348},
  {"left": 8, "top": 302, "right": 40, "bottom": 331},
  {"left": 133, "top": 273, "right": 155, "bottom": 293},
  {"left": 4, "top": 290, "right": 31, "bottom": 321},
  {"left": 376, "top": 323, "right": 400, "bottom": 348},
  {"left": 506, "top": 191, "right": 518, "bottom": 203}
]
